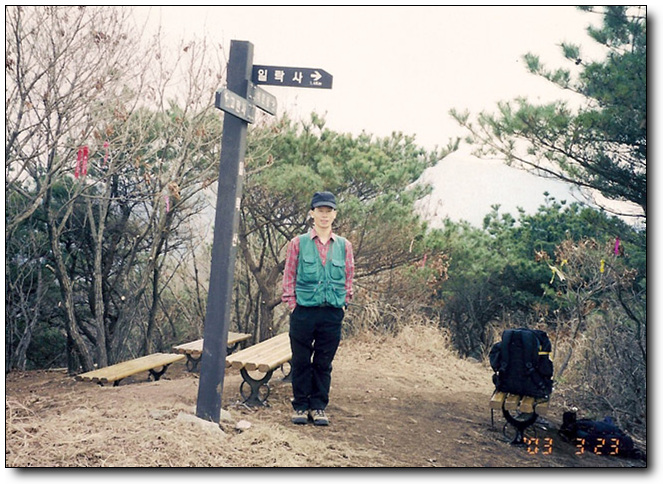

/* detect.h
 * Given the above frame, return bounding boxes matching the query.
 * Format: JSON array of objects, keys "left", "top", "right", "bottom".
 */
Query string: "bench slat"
[
  {"left": 75, "top": 353, "right": 184, "bottom": 384},
  {"left": 232, "top": 341, "right": 291, "bottom": 371},
  {"left": 518, "top": 395, "right": 549, "bottom": 414},
  {"left": 173, "top": 332, "right": 251, "bottom": 356},
  {"left": 243, "top": 340, "right": 292, "bottom": 370},
  {"left": 490, "top": 391, "right": 507, "bottom": 410},
  {"left": 504, "top": 393, "right": 521, "bottom": 411},
  {"left": 226, "top": 333, "right": 288, "bottom": 362},
  {"left": 173, "top": 339, "right": 204, "bottom": 353},
  {"left": 534, "top": 399, "right": 550, "bottom": 415},
  {"left": 225, "top": 333, "right": 289, "bottom": 364},
  {"left": 236, "top": 338, "right": 290, "bottom": 361},
  {"left": 227, "top": 333, "right": 290, "bottom": 372},
  {"left": 520, "top": 395, "right": 535, "bottom": 413},
  {"left": 228, "top": 331, "right": 252, "bottom": 344},
  {"left": 257, "top": 352, "right": 292, "bottom": 373}
]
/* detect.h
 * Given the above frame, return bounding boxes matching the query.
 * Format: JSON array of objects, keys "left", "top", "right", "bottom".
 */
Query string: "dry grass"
[
  {"left": 343, "top": 321, "right": 489, "bottom": 396},
  {"left": 5, "top": 376, "right": 381, "bottom": 467},
  {"left": 7, "top": 324, "right": 466, "bottom": 468}
]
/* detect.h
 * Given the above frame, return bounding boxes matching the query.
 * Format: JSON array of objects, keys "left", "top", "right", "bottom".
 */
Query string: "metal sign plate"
[
  {"left": 215, "top": 89, "right": 256, "bottom": 123},
  {"left": 247, "top": 82, "right": 277, "bottom": 115},
  {"left": 252, "top": 65, "right": 333, "bottom": 89}
]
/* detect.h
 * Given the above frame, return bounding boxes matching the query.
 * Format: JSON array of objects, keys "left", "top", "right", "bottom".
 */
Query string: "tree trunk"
[
  {"left": 46, "top": 187, "right": 95, "bottom": 373},
  {"left": 12, "top": 269, "right": 44, "bottom": 370},
  {"left": 87, "top": 197, "right": 110, "bottom": 368},
  {"left": 53, "top": 249, "right": 95, "bottom": 373},
  {"left": 143, "top": 264, "right": 161, "bottom": 354}
]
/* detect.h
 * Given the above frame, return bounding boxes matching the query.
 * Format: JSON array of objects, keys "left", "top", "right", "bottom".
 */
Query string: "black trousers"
[{"left": 289, "top": 305, "right": 344, "bottom": 411}]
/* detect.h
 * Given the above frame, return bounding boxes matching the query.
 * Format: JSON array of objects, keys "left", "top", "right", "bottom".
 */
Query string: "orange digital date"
[
  {"left": 574, "top": 438, "right": 621, "bottom": 455},
  {"left": 523, "top": 437, "right": 622, "bottom": 455},
  {"left": 524, "top": 437, "right": 553, "bottom": 455}
]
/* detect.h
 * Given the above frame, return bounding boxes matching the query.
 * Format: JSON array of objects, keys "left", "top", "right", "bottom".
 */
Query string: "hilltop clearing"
[{"left": 5, "top": 325, "right": 645, "bottom": 468}]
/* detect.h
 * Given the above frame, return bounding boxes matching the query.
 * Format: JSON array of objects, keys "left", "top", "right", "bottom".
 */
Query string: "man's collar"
[{"left": 310, "top": 228, "right": 336, "bottom": 241}]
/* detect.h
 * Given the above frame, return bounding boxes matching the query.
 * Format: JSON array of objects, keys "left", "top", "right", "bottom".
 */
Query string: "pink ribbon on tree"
[
  {"left": 74, "top": 148, "right": 82, "bottom": 179},
  {"left": 614, "top": 237, "right": 620, "bottom": 256},
  {"left": 81, "top": 146, "right": 88, "bottom": 176},
  {"left": 74, "top": 146, "right": 89, "bottom": 178},
  {"left": 102, "top": 141, "right": 109, "bottom": 167}
]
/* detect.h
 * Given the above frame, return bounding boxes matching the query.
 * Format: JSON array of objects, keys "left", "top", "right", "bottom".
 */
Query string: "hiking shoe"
[
  {"left": 291, "top": 409, "right": 309, "bottom": 425},
  {"left": 310, "top": 409, "right": 329, "bottom": 426}
]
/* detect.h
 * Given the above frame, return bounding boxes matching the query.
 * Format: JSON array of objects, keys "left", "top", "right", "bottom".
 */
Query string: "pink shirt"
[{"left": 282, "top": 228, "right": 354, "bottom": 310}]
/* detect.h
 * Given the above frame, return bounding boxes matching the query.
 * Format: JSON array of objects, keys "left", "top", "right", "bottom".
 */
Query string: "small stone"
[
  {"left": 235, "top": 419, "right": 251, "bottom": 431},
  {"left": 219, "top": 408, "right": 234, "bottom": 423},
  {"left": 149, "top": 409, "right": 171, "bottom": 420},
  {"left": 176, "top": 412, "right": 225, "bottom": 435}
]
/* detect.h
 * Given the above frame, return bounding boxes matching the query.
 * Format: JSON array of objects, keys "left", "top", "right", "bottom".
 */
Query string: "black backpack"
[
  {"left": 489, "top": 327, "right": 554, "bottom": 399},
  {"left": 559, "top": 411, "right": 641, "bottom": 459}
]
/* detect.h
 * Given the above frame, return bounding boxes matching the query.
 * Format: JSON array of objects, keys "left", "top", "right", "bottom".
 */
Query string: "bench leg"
[
  {"left": 185, "top": 343, "right": 244, "bottom": 373},
  {"left": 239, "top": 368, "right": 274, "bottom": 407},
  {"left": 227, "top": 342, "right": 242, "bottom": 355},
  {"left": 148, "top": 364, "right": 172, "bottom": 382},
  {"left": 95, "top": 380, "right": 122, "bottom": 387},
  {"left": 279, "top": 362, "right": 292, "bottom": 383},
  {"left": 185, "top": 355, "right": 200, "bottom": 372},
  {"left": 502, "top": 407, "right": 538, "bottom": 446}
]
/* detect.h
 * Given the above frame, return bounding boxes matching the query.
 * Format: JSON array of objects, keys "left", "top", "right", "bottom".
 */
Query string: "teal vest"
[{"left": 295, "top": 234, "right": 347, "bottom": 308}]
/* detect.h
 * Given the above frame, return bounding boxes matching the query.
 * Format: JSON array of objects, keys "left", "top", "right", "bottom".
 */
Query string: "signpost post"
[
  {"left": 196, "top": 40, "right": 253, "bottom": 423},
  {"left": 196, "top": 41, "right": 333, "bottom": 423}
]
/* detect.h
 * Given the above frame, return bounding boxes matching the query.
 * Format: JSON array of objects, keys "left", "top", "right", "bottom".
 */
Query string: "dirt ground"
[{"left": 5, "top": 325, "right": 646, "bottom": 468}]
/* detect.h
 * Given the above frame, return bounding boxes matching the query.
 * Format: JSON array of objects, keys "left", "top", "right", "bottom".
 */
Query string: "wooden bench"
[
  {"left": 225, "top": 332, "right": 292, "bottom": 407},
  {"left": 75, "top": 353, "right": 185, "bottom": 387},
  {"left": 173, "top": 331, "right": 252, "bottom": 372},
  {"left": 490, "top": 391, "right": 550, "bottom": 446}
]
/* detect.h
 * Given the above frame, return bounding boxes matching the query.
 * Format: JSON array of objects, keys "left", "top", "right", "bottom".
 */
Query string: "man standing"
[{"left": 282, "top": 191, "right": 354, "bottom": 426}]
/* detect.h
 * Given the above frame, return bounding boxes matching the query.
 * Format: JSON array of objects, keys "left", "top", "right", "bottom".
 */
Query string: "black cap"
[{"left": 311, "top": 191, "right": 337, "bottom": 209}]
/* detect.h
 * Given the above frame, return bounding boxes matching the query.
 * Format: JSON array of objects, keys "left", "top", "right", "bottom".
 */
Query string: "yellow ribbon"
[{"left": 549, "top": 264, "right": 567, "bottom": 284}]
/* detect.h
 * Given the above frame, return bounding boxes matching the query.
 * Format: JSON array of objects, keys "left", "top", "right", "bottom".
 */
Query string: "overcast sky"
[
  {"left": 136, "top": 6, "right": 609, "bottom": 148},
  {"left": 133, "top": 5, "right": 647, "bottom": 227}
]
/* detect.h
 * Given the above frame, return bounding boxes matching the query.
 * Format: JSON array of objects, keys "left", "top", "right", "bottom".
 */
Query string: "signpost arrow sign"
[
  {"left": 247, "top": 81, "right": 278, "bottom": 115},
  {"left": 252, "top": 65, "right": 333, "bottom": 89},
  {"left": 215, "top": 88, "right": 256, "bottom": 123}
]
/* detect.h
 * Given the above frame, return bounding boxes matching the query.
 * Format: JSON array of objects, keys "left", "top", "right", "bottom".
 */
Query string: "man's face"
[{"left": 310, "top": 206, "right": 337, "bottom": 229}]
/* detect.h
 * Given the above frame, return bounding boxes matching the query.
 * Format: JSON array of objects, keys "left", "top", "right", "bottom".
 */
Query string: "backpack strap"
[
  {"left": 499, "top": 329, "right": 513, "bottom": 372},
  {"left": 523, "top": 330, "right": 549, "bottom": 395},
  {"left": 521, "top": 329, "right": 537, "bottom": 374}
]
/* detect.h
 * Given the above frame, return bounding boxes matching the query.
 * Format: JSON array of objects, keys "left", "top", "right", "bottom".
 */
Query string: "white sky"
[
  {"left": 137, "top": 5, "right": 606, "bottom": 149},
  {"left": 132, "top": 5, "right": 648, "bottom": 227}
]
